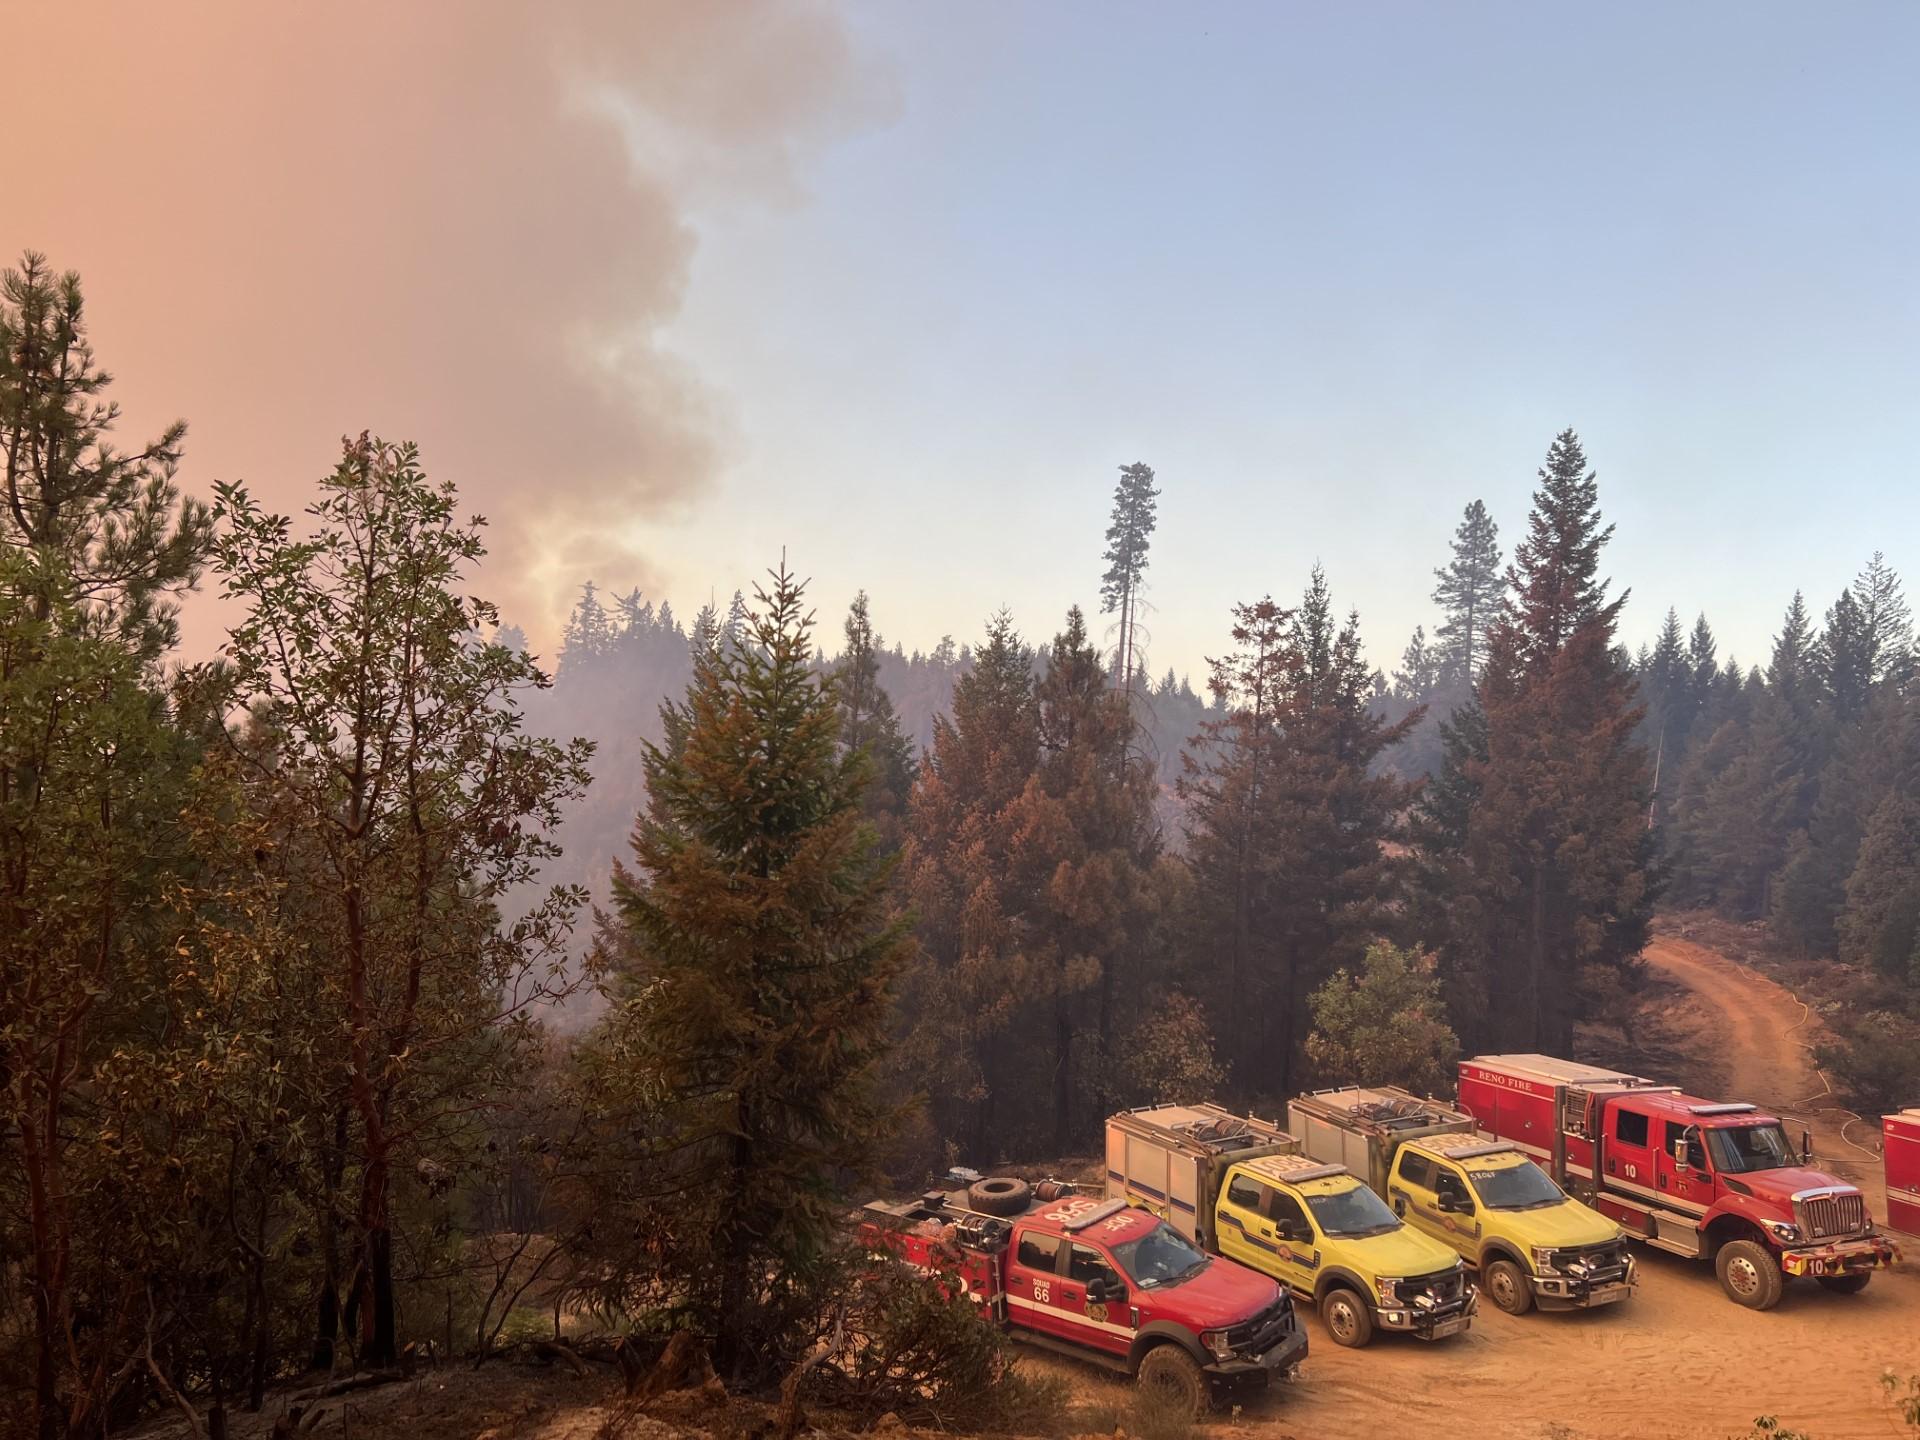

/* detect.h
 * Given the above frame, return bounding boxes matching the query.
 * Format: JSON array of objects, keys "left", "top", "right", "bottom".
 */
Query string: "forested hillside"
[{"left": 5, "top": 253, "right": 1917, "bottom": 1440}]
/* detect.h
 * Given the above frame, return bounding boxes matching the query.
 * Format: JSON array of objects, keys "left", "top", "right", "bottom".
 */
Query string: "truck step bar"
[
  {"left": 1009, "top": 1328, "right": 1134, "bottom": 1374},
  {"left": 1651, "top": 1214, "right": 1705, "bottom": 1258}
]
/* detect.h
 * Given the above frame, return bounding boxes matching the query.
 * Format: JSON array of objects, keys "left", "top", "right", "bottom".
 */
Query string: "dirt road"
[{"left": 1037, "top": 930, "right": 1920, "bottom": 1440}]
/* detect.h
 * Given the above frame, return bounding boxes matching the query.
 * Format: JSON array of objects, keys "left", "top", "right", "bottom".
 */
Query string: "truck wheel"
[
  {"left": 1715, "top": 1240, "right": 1784, "bottom": 1310},
  {"left": 1135, "top": 1343, "right": 1207, "bottom": 1418},
  {"left": 1816, "top": 1272, "right": 1871, "bottom": 1295},
  {"left": 967, "top": 1177, "right": 1032, "bottom": 1217},
  {"left": 1485, "top": 1259, "right": 1535, "bottom": 1316},
  {"left": 1319, "top": 1286, "right": 1375, "bottom": 1347}
]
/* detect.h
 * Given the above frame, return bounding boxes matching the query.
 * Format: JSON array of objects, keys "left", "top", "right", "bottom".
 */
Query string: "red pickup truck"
[{"left": 860, "top": 1180, "right": 1306, "bottom": 1414}]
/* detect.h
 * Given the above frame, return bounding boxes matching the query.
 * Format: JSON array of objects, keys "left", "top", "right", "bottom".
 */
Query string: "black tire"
[
  {"left": 1817, "top": 1271, "right": 1871, "bottom": 1295},
  {"left": 1715, "top": 1239, "right": 1785, "bottom": 1310},
  {"left": 1484, "top": 1258, "right": 1535, "bottom": 1316},
  {"left": 967, "top": 1176, "right": 1033, "bottom": 1217},
  {"left": 1319, "top": 1286, "right": 1375, "bottom": 1348},
  {"left": 1135, "top": 1343, "right": 1207, "bottom": 1418}
]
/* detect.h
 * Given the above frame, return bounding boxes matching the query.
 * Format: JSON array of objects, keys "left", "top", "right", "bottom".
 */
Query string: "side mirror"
[
  {"left": 1436, "top": 1194, "right": 1458, "bottom": 1214},
  {"left": 1672, "top": 1140, "right": 1689, "bottom": 1165},
  {"left": 1801, "top": 1129, "right": 1813, "bottom": 1164}
]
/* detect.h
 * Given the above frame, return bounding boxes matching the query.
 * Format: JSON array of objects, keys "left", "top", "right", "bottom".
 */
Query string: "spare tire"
[{"left": 968, "top": 1176, "right": 1033, "bottom": 1217}]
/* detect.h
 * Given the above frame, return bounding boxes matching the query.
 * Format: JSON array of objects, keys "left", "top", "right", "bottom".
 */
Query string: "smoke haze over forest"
[{"left": 4, "top": 3, "right": 1917, "bottom": 681}]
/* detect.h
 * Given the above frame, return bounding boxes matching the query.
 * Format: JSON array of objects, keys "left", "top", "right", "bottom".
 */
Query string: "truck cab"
[
  {"left": 1106, "top": 1103, "right": 1473, "bottom": 1348},
  {"left": 1459, "top": 1053, "right": 1902, "bottom": 1309},
  {"left": 861, "top": 1184, "right": 1305, "bottom": 1414},
  {"left": 1386, "top": 1137, "right": 1633, "bottom": 1313},
  {"left": 1289, "top": 1084, "right": 1630, "bottom": 1316},
  {"left": 1214, "top": 1152, "right": 1475, "bottom": 1346}
]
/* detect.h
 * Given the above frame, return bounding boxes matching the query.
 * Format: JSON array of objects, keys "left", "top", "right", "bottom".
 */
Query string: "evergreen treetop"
[
  {"left": 1431, "top": 497, "right": 1503, "bottom": 683},
  {"left": 1503, "top": 428, "right": 1622, "bottom": 667}
]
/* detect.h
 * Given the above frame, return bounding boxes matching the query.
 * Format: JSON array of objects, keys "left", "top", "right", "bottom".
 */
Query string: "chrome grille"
[
  {"left": 1797, "top": 1191, "right": 1866, "bottom": 1239},
  {"left": 1224, "top": 1295, "right": 1293, "bottom": 1351},
  {"left": 1553, "top": 1242, "right": 1629, "bottom": 1282},
  {"left": 1405, "top": 1267, "right": 1465, "bottom": 1305}
]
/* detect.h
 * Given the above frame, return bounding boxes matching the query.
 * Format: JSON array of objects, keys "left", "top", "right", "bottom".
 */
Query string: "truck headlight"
[
  {"left": 1201, "top": 1329, "right": 1234, "bottom": 1361},
  {"left": 1530, "top": 1246, "right": 1558, "bottom": 1272},
  {"left": 1765, "top": 1220, "right": 1802, "bottom": 1244},
  {"left": 1373, "top": 1276, "right": 1400, "bottom": 1304}
]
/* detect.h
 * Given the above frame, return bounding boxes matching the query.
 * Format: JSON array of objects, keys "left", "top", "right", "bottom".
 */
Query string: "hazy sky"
[{"left": 5, "top": 2, "right": 1915, "bottom": 680}]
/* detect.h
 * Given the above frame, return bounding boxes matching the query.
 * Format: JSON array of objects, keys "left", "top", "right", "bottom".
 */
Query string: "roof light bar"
[{"left": 1060, "top": 1199, "right": 1130, "bottom": 1231}]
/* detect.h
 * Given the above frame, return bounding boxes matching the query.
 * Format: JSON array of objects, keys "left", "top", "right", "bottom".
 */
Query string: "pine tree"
[
  {"left": 0, "top": 252, "right": 212, "bottom": 661},
  {"left": 1006, "top": 606, "right": 1160, "bottom": 1147},
  {"left": 1181, "top": 576, "right": 1414, "bottom": 1094},
  {"left": 1818, "top": 587, "right": 1875, "bottom": 723},
  {"left": 1, "top": 254, "right": 216, "bottom": 1438},
  {"left": 1393, "top": 625, "right": 1440, "bottom": 704},
  {"left": 1839, "top": 787, "right": 1920, "bottom": 978},
  {"left": 1853, "top": 551, "right": 1913, "bottom": 684},
  {"left": 1431, "top": 498, "right": 1503, "bottom": 683},
  {"left": 1642, "top": 607, "right": 1688, "bottom": 780},
  {"left": 1177, "top": 596, "right": 1294, "bottom": 1084},
  {"left": 582, "top": 562, "right": 909, "bottom": 1378},
  {"left": 1407, "top": 699, "right": 1492, "bottom": 1023},
  {"left": 834, "top": 591, "right": 918, "bottom": 854},
  {"left": 724, "top": 587, "right": 752, "bottom": 650},
  {"left": 1505, "top": 429, "right": 1621, "bottom": 666},
  {"left": 898, "top": 613, "right": 1042, "bottom": 1155},
  {"left": 1100, "top": 462, "right": 1160, "bottom": 700},
  {"left": 559, "top": 580, "right": 613, "bottom": 673},
  {"left": 1438, "top": 431, "right": 1655, "bottom": 1051}
]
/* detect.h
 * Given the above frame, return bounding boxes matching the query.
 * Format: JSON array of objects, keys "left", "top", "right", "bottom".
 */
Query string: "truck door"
[
  {"left": 1219, "top": 1171, "right": 1275, "bottom": 1273},
  {"left": 1264, "top": 1189, "right": 1323, "bottom": 1295},
  {"left": 1391, "top": 1149, "right": 1442, "bottom": 1235},
  {"left": 1065, "top": 1243, "right": 1134, "bottom": 1358},
  {"left": 1657, "top": 1120, "right": 1712, "bottom": 1213},
  {"left": 1605, "top": 1104, "right": 1657, "bottom": 1203},
  {"left": 1008, "top": 1229, "right": 1074, "bottom": 1342}
]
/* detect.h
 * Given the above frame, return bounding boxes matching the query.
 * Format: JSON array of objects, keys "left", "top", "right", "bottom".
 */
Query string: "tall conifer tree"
[
  {"left": 1434, "top": 430, "right": 1655, "bottom": 1050},
  {"left": 1431, "top": 498, "right": 1503, "bottom": 684},
  {"left": 584, "top": 563, "right": 909, "bottom": 1377},
  {"left": 1101, "top": 462, "right": 1160, "bottom": 700}
]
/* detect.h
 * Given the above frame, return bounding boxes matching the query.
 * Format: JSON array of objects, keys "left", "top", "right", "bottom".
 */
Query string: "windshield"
[
  {"left": 1303, "top": 1185, "right": 1401, "bottom": 1238},
  {"left": 1111, "top": 1221, "right": 1210, "bottom": 1289},
  {"left": 1468, "top": 1160, "right": 1566, "bottom": 1210},
  {"left": 1705, "top": 1123, "right": 1797, "bottom": 1174}
]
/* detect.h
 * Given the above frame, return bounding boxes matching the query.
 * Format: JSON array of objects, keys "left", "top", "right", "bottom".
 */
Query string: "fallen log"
[{"left": 288, "top": 1369, "right": 406, "bottom": 1403}]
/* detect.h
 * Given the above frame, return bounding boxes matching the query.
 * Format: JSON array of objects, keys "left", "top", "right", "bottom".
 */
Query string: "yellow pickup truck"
[
  {"left": 1106, "top": 1104, "right": 1476, "bottom": 1347},
  {"left": 1289, "top": 1087, "right": 1634, "bottom": 1314}
]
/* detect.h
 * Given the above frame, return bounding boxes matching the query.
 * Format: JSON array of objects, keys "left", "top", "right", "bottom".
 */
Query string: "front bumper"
[
  {"left": 1378, "top": 1285, "right": 1478, "bottom": 1339},
  {"left": 1204, "top": 1323, "right": 1308, "bottom": 1379},
  {"left": 1535, "top": 1252, "right": 1637, "bottom": 1309},
  {"left": 1779, "top": 1234, "right": 1901, "bottom": 1278}
]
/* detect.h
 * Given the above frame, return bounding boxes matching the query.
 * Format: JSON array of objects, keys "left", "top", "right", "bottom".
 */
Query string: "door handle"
[{"left": 1256, "top": 1226, "right": 1273, "bottom": 1239}]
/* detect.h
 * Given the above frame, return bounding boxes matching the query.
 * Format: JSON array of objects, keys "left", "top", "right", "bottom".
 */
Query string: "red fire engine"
[
  {"left": 1457, "top": 1054, "right": 1900, "bottom": 1309},
  {"left": 859, "top": 1179, "right": 1305, "bottom": 1414},
  {"left": 1888, "top": 1107, "right": 1920, "bottom": 1236}
]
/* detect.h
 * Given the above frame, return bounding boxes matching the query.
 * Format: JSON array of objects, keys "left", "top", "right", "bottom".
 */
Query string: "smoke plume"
[{"left": 0, "top": 1, "right": 887, "bottom": 651}]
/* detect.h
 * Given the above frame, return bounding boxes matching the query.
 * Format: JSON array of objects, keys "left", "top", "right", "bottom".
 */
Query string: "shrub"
[
  {"left": 1305, "top": 940, "right": 1460, "bottom": 1096},
  {"left": 1118, "top": 992, "right": 1227, "bottom": 1105},
  {"left": 801, "top": 1245, "right": 1069, "bottom": 1432},
  {"left": 1815, "top": 1010, "right": 1920, "bottom": 1114}
]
